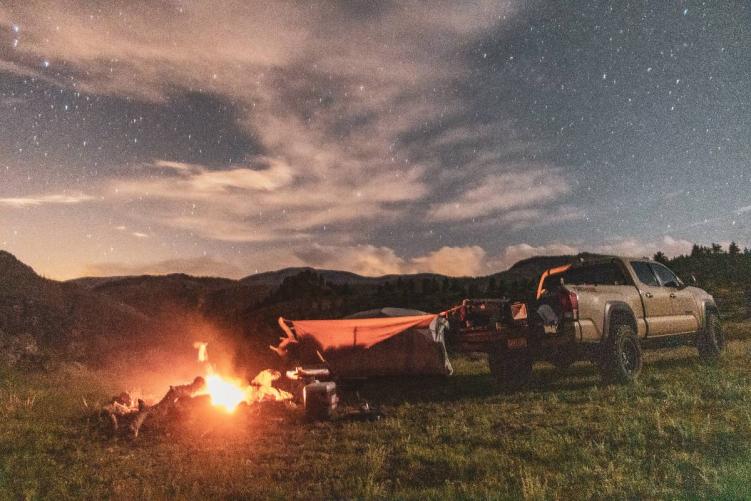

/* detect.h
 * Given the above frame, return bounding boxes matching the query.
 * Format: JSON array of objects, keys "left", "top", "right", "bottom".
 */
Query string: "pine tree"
[
  {"left": 654, "top": 251, "right": 668, "bottom": 264},
  {"left": 486, "top": 277, "right": 497, "bottom": 296},
  {"left": 729, "top": 241, "right": 740, "bottom": 255}
]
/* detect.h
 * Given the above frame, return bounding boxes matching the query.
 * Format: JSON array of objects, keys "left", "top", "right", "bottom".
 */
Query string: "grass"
[{"left": 2, "top": 324, "right": 751, "bottom": 500}]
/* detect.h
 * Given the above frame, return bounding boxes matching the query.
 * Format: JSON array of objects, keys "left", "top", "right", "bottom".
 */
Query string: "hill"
[
  {"left": 0, "top": 251, "right": 152, "bottom": 364},
  {"left": 71, "top": 274, "right": 238, "bottom": 317}
]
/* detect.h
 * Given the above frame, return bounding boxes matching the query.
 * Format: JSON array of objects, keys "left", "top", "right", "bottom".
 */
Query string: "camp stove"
[
  {"left": 286, "top": 366, "right": 338, "bottom": 420},
  {"left": 303, "top": 381, "right": 338, "bottom": 420}
]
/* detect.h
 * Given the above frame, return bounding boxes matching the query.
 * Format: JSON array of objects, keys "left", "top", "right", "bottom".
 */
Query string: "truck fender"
[
  {"left": 602, "top": 301, "right": 638, "bottom": 341},
  {"left": 700, "top": 301, "right": 719, "bottom": 332}
]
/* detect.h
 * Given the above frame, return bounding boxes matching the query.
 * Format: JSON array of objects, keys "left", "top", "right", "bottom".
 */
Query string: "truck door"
[
  {"left": 629, "top": 261, "right": 674, "bottom": 336},
  {"left": 650, "top": 262, "right": 700, "bottom": 334}
]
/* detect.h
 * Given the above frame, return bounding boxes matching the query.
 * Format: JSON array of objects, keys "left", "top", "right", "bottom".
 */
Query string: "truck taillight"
[{"left": 559, "top": 288, "right": 579, "bottom": 320}]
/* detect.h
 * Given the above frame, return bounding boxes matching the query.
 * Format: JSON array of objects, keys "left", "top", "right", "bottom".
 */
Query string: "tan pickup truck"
[{"left": 450, "top": 256, "right": 724, "bottom": 389}]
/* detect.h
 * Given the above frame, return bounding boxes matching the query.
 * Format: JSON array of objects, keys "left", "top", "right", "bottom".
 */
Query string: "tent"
[
  {"left": 344, "top": 307, "right": 428, "bottom": 319},
  {"left": 275, "top": 310, "right": 453, "bottom": 377}
]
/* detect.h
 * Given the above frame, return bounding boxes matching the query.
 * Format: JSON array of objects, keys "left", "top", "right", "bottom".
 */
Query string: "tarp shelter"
[{"left": 276, "top": 311, "right": 453, "bottom": 377}]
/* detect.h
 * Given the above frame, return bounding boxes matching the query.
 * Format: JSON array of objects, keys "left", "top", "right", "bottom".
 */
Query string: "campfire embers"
[{"left": 101, "top": 342, "right": 293, "bottom": 438}]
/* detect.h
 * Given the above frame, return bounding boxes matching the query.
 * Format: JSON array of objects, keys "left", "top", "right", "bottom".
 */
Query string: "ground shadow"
[
  {"left": 338, "top": 350, "right": 708, "bottom": 406},
  {"left": 338, "top": 373, "right": 498, "bottom": 406}
]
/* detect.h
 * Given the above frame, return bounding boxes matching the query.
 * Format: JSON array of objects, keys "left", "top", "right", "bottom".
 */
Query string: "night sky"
[{"left": 0, "top": 1, "right": 749, "bottom": 279}]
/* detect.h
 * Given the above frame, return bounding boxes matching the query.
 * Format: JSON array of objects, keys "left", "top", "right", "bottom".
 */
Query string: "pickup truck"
[{"left": 448, "top": 256, "right": 724, "bottom": 389}]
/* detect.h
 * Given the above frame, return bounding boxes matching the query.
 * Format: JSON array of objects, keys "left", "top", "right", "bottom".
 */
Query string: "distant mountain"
[
  {"left": 241, "top": 267, "right": 446, "bottom": 287},
  {"left": 70, "top": 255, "right": 583, "bottom": 294},
  {"left": 70, "top": 273, "right": 238, "bottom": 317}
]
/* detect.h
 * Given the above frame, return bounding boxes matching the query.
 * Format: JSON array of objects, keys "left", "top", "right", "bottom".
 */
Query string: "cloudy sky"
[{"left": 0, "top": 1, "right": 749, "bottom": 279}]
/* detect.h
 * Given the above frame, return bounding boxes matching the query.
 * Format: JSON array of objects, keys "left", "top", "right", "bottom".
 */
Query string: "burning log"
[
  {"left": 101, "top": 392, "right": 141, "bottom": 432},
  {"left": 101, "top": 377, "right": 206, "bottom": 438},
  {"left": 129, "top": 376, "right": 206, "bottom": 438}
]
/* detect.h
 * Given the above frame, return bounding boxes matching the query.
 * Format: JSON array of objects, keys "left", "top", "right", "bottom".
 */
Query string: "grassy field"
[{"left": 2, "top": 324, "right": 751, "bottom": 500}]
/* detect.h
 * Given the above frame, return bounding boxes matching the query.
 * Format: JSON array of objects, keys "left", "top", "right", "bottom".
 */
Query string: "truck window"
[
  {"left": 630, "top": 261, "right": 659, "bottom": 286},
  {"left": 563, "top": 261, "right": 629, "bottom": 286},
  {"left": 650, "top": 263, "right": 682, "bottom": 287}
]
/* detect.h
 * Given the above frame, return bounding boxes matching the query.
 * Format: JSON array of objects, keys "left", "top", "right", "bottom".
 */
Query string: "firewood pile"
[
  {"left": 101, "top": 376, "right": 210, "bottom": 438},
  {"left": 100, "top": 370, "right": 301, "bottom": 438}
]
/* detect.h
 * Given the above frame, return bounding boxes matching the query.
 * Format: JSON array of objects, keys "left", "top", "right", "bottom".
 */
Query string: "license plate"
[{"left": 507, "top": 337, "right": 527, "bottom": 349}]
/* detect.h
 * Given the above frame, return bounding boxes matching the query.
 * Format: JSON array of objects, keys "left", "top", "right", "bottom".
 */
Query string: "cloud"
[
  {"left": 0, "top": 193, "right": 94, "bottom": 207},
  {"left": 489, "top": 242, "right": 580, "bottom": 271},
  {"left": 131, "top": 232, "right": 149, "bottom": 239},
  {"left": 486, "top": 236, "right": 694, "bottom": 272},
  {"left": 0, "top": 1, "right": 532, "bottom": 248},
  {"left": 429, "top": 167, "right": 571, "bottom": 221},
  {"left": 592, "top": 236, "right": 693, "bottom": 259},
  {"left": 294, "top": 244, "right": 406, "bottom": 276},
  {"left": 294, "top": 244, "right": 489, "bottom": 277},
  {"left": 81, "top": 256, "right": 244, "bottom": 279},
  {"left": 496, "top": 205, "right": 585, "bottom": 231},
  {"left": 409, "top": 246, "right": 488, "bottom": 276},
  {"left": 148, "top": 159, "right": 294, "bottom": 192},
  {"left": 0, "top": 96, "right": 26, "bottom": 107},
  {"left": 111, "top": 158, "right": 427, "bottom": 242}
]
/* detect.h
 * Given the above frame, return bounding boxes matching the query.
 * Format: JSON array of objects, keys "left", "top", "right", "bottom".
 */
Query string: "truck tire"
[
  {"left": 599, "top": 323, "right": 642, "bottom": 384},
  {"left": 488, "top": 345, "right": 532, "bottom": 391},
  {"left": 697, "top": 312, "right": 724, "bottom": 362}
]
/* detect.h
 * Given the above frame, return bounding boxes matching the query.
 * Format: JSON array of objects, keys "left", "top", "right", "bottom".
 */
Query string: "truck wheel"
[
  {"left": 697, "top": 312, "right": 724, "bottom": 362},
  {"left": 488, "top": 346, "right": 532, "bottom": 391},
  {"left": 599, "top": 324, "right": 642, "bottom": 384}
]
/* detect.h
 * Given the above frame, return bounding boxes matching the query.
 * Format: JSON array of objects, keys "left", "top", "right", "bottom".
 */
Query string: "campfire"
[
  {"left": 102, "top": 341, "right": 292, "bottom": 438},
  {"left": 192, "top": 341, "right": 292, "bottom": 413}
]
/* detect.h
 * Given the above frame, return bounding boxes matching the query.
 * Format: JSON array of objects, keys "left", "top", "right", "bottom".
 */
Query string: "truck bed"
[{"left": 448, "top": 299, "right": 538, "bottom": 353}]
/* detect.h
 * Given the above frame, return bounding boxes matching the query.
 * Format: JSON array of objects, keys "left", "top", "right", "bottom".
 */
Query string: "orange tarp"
[{"left": 283, "top": 314, "right": 437, "bottom": 351}]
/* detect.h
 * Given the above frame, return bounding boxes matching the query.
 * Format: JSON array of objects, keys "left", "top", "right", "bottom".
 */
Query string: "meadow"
[{"left": 1, "top": 322, "right": 750, "bottom": 500}]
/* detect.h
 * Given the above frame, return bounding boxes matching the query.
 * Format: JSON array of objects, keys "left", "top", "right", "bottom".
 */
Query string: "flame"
[
  {"left": 204, "top": 373, "right": 249, "bottom": 412},
  {"left": 193, "top": 341, "right": 208, "bottom": 362},
  {"left": 193, "top": 341, "right": 291, "bottom": 413}
]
